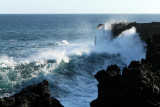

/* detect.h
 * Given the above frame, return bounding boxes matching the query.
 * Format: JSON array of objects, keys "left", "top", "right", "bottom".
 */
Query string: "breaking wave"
[{"left": 0, "top": 23, "right": 146, "bottom": 107}]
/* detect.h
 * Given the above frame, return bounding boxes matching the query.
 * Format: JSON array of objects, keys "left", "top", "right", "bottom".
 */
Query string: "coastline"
[
  {"left": 91, "top": 23, "right": 160, "bottom": 107},
  {"left": 1, "top": 22, "right": 160, "bottom": 107}
]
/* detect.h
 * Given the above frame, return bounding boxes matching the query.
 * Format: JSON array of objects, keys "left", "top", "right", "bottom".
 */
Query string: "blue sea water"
[{"left": 0, "top": 14, "right": 160, "bottom": 107}]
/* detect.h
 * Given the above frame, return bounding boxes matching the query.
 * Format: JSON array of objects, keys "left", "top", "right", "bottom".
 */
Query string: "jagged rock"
[
  {"left": 91, "top": 59, "right": 160, "bottom": 107},
  {"left": 111, "top": 22, "right": 160, "bottom": 43},
  {"left": 91, "top": 32, "right": 160, "bottom": 107},
  {"left": 0, "top": 80, "right": 64, "bottom": 107}
]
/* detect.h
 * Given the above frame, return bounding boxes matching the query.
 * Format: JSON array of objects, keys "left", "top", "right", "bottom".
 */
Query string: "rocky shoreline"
[
  {"left": 0, "top": 22, "right": 160, "bottom": 107},
  {"left": 91, "top": 23, "right": 160, "bottom": 107},
  {"left": 91, "top": 58, "right": 160, "bottom": 107}
]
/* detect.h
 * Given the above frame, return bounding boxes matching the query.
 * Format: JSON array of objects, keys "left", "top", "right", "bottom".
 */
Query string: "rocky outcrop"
[
  {"left": 91, "top": 60, "right": 160, "bottom": 107},
  {"left": 91, "top": 34, "right": 160, "bottom": 107},
  {"left": 111, "top": 22, "right": 160, "bottom": 43},
  {"left": 146, "top": 34, "right": 160, "bottom": 65},
  {"left": 0, "top": 80, "right": 63, "bottom": 107}
]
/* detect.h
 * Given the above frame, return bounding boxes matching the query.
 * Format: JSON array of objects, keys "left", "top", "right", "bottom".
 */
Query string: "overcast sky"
[{"left": 0, "top": 0, "right": 160, "bottom": 14}]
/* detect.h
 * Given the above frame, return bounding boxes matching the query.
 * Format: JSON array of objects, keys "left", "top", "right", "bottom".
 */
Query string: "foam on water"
[
  {"left": 0, "top": 23, "right": 146, "bottom": 107},
  {"left": 94, "top": 23, "right": 146, "bottom": 65},
  {"left": 54, "top": 40, "right": 70, "bottom": 46}
]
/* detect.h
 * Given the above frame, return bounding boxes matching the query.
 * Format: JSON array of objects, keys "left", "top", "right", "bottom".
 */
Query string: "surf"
[{"left": 0, "top": 22, "right": 146, "bottom": 107}]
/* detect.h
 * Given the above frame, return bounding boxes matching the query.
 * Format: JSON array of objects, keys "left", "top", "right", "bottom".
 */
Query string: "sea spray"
[
  {"left": 0, "top": 23, "right": 146, "bottom": 107},
  {"left": 94, "top": 23, "right": 146, "bottom": 65}
]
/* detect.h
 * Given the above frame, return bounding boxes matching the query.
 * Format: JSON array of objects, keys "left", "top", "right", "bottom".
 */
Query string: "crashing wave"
[
  {"left": 94, "top": 23, "right": 146, "bottom": 64},
  {"left": 54, "top": 40, "right": 70, "bottom": 46},
  {"left": 0, "top": 23, "right": 146, "bottom": 107}
]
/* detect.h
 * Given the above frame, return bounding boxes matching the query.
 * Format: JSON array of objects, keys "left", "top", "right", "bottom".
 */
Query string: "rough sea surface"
[{"left": 0, "top": 14, "right": 160, "bottom": 107}]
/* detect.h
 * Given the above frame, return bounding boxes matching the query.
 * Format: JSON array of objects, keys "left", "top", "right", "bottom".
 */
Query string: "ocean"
[{"left": 0, "top": 14, "right": 160, "bottom": 107}]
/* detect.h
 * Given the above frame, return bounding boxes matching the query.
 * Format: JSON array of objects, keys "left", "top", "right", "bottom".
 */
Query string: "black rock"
[
  {"left": 146, "top": 34, "right": 160, "bottom": 65},
  {"left": 111, "top": 22, "right": 160, "bottom": 43},
  {"left": 0, "top": 80, "right": 64, "bottom": 107},
  {"left": 97, "top": 24, "right": 105, "bottom": 29},
  {"left": 91, "top": 59, "right": 160, "bottom": 107},
  {"left": 91, "top": 25, "right": 160, "bottom": 107}
]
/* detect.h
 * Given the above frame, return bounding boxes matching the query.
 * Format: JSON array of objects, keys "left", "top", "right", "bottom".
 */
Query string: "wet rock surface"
[
  {"left": 0, "top": 80, "right": 64, "bottom": 107},
  {"left": 91, "top": 34, "right": 160, "bottom": 107}
]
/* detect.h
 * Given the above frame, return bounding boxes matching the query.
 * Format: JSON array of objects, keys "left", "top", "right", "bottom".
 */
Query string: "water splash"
[
  {"left": 54, "top": 40, "right": 70, "bottom": 46},
  {"left": 0, "top": 23, "right": 146, "bottom": 107},
  {"left": 94, "top": 23, "right": 146, "bottom": 65}
]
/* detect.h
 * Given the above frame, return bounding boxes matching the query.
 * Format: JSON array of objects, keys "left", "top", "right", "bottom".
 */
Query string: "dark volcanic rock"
[
  {"left": 146, "top": 34, "right": 160, "bottom": 65},
  {"left": 111, "top": 22, "right": 160, "bottom": 43},
  {"left": 0, "top": 80, "right": 63, "bottom": 107},
  {"left": 91, "top": 60, "right": 160, "bottom": 107},
  {"left": 91, "top": 34, "right": 160, "bottom": 107}
]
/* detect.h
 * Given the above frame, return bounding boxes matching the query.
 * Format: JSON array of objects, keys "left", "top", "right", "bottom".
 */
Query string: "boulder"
[{"left": 0, "top": 80, "right": 64, "bottom": 107}]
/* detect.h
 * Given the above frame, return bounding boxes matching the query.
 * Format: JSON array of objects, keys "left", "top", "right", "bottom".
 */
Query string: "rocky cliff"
[{"left": 91, "top": 33, "right": 160, "bottom": 107}]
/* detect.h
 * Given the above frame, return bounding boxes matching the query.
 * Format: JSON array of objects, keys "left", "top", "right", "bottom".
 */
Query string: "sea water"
[{"left": 0, "top": 14, "right": 160, "bottom": 107}]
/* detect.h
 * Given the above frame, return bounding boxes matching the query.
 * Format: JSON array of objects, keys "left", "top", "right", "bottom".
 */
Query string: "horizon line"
[{"left": 0, "top": 13, "right": 160, "bottom": 15}]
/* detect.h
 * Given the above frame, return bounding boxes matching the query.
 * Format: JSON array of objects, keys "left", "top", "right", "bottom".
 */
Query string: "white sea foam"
[
  {"left": 94, "top": 23, "right": 146, "bottom": 65},
  {"left": 0, "top": 23, "right": 146, "bottom": 107},
  {"left": 55, "top": 40, "right": 70, "bottom": 46},
  {"left": 0, "top": 55, "right": 16, "bottom": 67}
]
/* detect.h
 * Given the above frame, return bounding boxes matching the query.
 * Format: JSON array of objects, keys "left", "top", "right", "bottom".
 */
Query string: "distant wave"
[{"left": 54, "top": 40, "right": 70, "bottom": 46}]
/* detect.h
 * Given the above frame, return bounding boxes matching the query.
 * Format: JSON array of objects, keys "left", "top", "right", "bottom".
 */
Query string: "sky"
[{"left": 0, "top": 0, "right": 160, "bottom": 14}]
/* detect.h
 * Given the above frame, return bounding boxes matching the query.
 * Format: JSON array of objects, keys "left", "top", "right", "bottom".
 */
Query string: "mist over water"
[
  {"left": 0, "top": 24, "right": 146, "bottom": 107},
  {"left": 95, "top": 24, "right": 146, "bottom": 65},
  {"left": 0, "top": 14, "right": 159, "bottom": 107}
]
